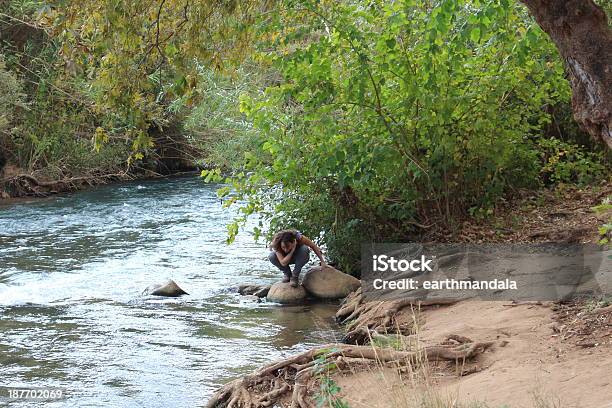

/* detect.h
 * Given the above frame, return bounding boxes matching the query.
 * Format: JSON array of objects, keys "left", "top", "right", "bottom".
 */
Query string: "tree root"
[
  {"left": 336, "top": 288, "right": 457, "bottom": 345},
  {"left": 207, "top": 291, "right": 488, "bottom": 407},
  {"left": 206, "top": 337, "right": 494, "bottom": 408}
]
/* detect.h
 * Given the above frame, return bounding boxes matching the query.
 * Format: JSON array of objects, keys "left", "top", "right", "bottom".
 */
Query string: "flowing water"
[{"left": 0, "top": 177, "right": 340, "bottom": 407}]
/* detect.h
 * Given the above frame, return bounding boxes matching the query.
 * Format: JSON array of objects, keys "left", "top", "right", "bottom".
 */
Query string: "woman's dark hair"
[{"left": 269, "top": 229, "right": 299, "bottom": 251}]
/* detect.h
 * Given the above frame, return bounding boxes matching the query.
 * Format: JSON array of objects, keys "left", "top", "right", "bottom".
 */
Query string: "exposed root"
[
  {"left": 208, "top": 293, "right": 491, "bottom": 407},
  {"left": 290, "top": 367, "right": 315, "bottom": 408},
  {"left": 336, "top": 288, "right": 457, "bottom": 345},
  {"left": 206, "top": 338, "right": 494, "bottom": 408},
  {"left": 425, "top": 339, "right": 494, "bottom": 361},
  {"left": 444, "top": 334, "right": 472, "bottom": 344}
]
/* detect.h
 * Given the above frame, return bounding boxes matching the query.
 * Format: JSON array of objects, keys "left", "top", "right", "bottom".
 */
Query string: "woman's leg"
[
  {"left": 289, "top": 245, "right": 310, "bottom": 285},
  {"left": 268, "top": 251, "right": 292, "bottom": 282}
]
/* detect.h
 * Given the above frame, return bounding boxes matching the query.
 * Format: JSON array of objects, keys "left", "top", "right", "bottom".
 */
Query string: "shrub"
[
  {"left": 535, "top": 137, "right": 608, "bottom": 186},
  {"left": 183, "top": 65, "right": 267, "bottom": 170},
  {"left": 0, "top": 56, "right": 25, "bottom": 134},
  {"left": 210, "top": 0, "right": 592, "bottom": 274}
]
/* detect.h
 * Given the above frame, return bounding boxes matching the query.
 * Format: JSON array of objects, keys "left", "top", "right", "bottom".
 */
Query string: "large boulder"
[
  {"left": 266, "top": 282, "right": 307, "bottom": 304},
  {"left": 302, "top": 266, "right": 360, "bottom": 299}
]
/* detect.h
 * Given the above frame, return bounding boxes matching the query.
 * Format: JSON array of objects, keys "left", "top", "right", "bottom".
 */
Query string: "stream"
[{"left": 0, "top": 176, "right": 341, "bottom": 407}]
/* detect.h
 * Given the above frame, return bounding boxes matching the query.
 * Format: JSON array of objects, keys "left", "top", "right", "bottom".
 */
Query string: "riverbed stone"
[
  {"left": 144, "top": 280, "right": 189, "bottom": 297},
  {"left": 302, "top": 266, "right": 360, "bottom": 299},
  {"left": 266, "top": 282, "right": 307, "bottom": 304},
  {"left": 238, "top": 284, "right": 270, "bottom": 298},
  {"left": 253, "top": 286, "right": 270, "bottom": 298}
]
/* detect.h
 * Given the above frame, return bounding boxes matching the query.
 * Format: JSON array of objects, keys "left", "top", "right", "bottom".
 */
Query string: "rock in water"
[
  {"left": 302, "top": 266, "right": 360, "bottom": 299},
  {"left": 253, "top": 287, "right": 270, "bottom": 298},
  {"left": 238, "top": 284, "right": 271, "bottom": 298},
  {"left": 144, "top": 280, "right": 189, "bottom": 297},
  {"left": 266, "top": 282, "right": 307, "bottom": 304}
]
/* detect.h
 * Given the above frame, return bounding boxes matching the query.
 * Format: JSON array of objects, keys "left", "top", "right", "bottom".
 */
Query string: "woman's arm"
[
  {"left": 299, "top": 236, "right": 327, "bottom": 266},
  {"left": 275, "top": 246, "right": 296, "bottom": 267}
]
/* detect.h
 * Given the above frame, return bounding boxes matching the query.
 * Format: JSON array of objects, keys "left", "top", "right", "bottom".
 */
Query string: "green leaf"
[{"left": 470, "top": 27, "right": 481, "bottom": 42}]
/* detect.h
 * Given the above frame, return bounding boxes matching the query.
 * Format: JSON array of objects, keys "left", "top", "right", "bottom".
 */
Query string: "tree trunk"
[{"left": 520, "top": 0, "right": 611, "bottom": 149}]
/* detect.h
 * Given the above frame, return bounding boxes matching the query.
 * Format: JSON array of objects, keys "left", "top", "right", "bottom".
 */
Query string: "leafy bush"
[
  {"left": 535, "top": 137, "right": 608, "bottom": 186},
  {"left": 8, "top": 67, "right": 132, "bottom": 176},
  {"left": 593, "top": 197, "right": 612, "bottom": 246},
  {"left": 184, "top": 65, "right": 268, "bottom": 170},
  {"left": 0, "top": 56, "right": 25, "bottom": 134},
  {"left": 1, "top": 3, "right": 132, "bottom": 178},
  {"left": 216, "top": 0, "right": 581, "bottom": 274}
]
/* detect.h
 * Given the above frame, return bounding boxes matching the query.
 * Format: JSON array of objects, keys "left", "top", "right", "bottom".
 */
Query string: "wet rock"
[
  {"left": 238, "top": 284, "right": 271, "bottom": 298},
  {"left": 144, "top": 280, "right": 189, "bottom": 297},
  {"left": 302, "top": 266, "right": 360, "bottom": 299},
  {"left": 266, "top": 282, "right": 307, "bottom": 304},
  {"left": 253, "top": 287, "right": 270, "bottom": 298}
]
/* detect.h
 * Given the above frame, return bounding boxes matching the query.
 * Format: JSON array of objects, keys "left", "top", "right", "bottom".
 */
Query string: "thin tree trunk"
[{"left": 520, "top": 0, "right": 611, "bottom": 149}]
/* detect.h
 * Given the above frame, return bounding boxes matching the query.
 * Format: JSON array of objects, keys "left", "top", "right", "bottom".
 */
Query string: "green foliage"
[
  {"left": 184, "top": 64, "right": 267, "bottom": 169},
  {"left": 535, "top": 137, "right": 608, "bottom": 186},
  {"left": 1, "top": 1, "right": 132, "bottom": 177},
  {"left": 2, "top": 0, "right": 609, "bottom": 275},
  {"left": 312, "top": 348, "right": 350, "bottom": 408},
  {"left": 0, "top": 56, "right": 25, "bottom": 133},
  {"left": 314, "top": 376, "right": 350, "bottom": 408},
  {"left": 3, "top": 0, "right": 46, "bottom": 14},
  {"left": 592, "top": 199, "right": 612, "bottom": 214},
  {"left": 43, "top": 0, "right": 268, "bottom": 152},
  {"left": 218, "top": 0, "right": 576, "bottom": 273},
  {"left": 593, "top": 196, "right": 612, "bottom": 245},
  {"left": 201, "top": 168, "right": 224, "bottom": 183},
  {"left": 12, "top": 75, "right": 128, "bottom": 174}
]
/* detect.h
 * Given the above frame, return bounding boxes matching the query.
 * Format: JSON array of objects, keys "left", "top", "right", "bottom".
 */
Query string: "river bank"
[
  {"left": 207, "top": 181, "right": 612, "bottom": 408},
  {"left": 210, "top": 292, "right": 611, "bottom": 408},
  {"left": 0, "top": 161, "right": 203, "bottom": 201},
  {"left": 331, "top": 299, "right": 611, "bottom": 408}
]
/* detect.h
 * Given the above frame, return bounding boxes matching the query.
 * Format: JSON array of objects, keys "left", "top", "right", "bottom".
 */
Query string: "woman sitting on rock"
[{"left": 269, "top": 229, "right": 327, "bottom": 287}]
